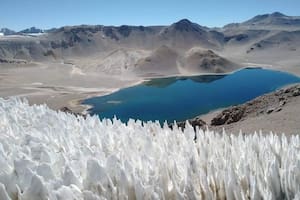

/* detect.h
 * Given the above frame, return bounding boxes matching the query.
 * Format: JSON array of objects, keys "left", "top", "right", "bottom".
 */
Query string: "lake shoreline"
[
  {"left": 75, "top": 65, "right": 267, "bottom": 115},
  {"left": 79, "top": 68, "right": 300, "bottom": 126},
  {"left": 64, "top": 82, "right": 300, "bottom": 135}
]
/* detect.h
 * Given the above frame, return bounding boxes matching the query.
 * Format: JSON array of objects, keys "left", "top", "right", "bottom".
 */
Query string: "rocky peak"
[
  {"left": 270, "top": 12, "right": 286, "bottom": 18},
  {"left": 175, "top": 19, "right": 193, "bottom": 27},
  {"left": 171, "top": 19, "right": 204, "bottom": 32}
]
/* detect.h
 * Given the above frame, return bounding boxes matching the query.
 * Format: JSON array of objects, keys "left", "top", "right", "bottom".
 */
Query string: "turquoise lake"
[{"left": 83, "top": 68, "right": 300, "bottom": 123}]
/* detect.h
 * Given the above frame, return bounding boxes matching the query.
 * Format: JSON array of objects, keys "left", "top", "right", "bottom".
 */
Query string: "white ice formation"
[{"left": 0, "top": 98, "right": 299, "bottom": 200}]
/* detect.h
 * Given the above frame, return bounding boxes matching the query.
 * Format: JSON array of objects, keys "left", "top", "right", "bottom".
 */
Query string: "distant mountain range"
[
  {"left": 223, "top": 12, "right": 300, "bottom": 30},
  {"left": 241, "top": 12, "right": 300, "bottom": 27},
  {"left": 19, "top": 27, "right": 44, "bottom": 34},
  {"left": 0, "top": 12, "right": 299, "bottom": 76},
  {"left": 1, "top": 12, "right": 299, "bottom": 35},
  {"left": 0, "top": 28, "right": 16, "bottom": 35},
  {"left": 0, "top": 27, "right": 44, "bottom": 35}
]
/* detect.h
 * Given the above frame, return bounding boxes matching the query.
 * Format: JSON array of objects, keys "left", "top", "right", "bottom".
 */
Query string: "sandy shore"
[
  {"left": 0, "top": 62, "right": 142, "bottom": 114},
  {"left": 0, "top": 62, "right": 251, "bottom": 114}
]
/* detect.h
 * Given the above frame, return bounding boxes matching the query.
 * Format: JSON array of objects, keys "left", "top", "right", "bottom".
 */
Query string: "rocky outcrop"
[
  {"left": 171, "top": 19, "right": 207, "bottom": 32},
  {"left": 169, "top": 116, "right": 206, "bottom": 131},
  {"left": 60, "top": 107, "right": 87, "bottom": 118},
  {"left": 210, "top": 84, "right": 300, "bottom": 126},
  {"left": 0, "top": 58, "right": 27, "bottom": 64},
  {"left": 211, "top": 106, "right": 245, "bottom": 125},
  {"left": 171, "top": 84, "right": 300, "bottom": 129}
]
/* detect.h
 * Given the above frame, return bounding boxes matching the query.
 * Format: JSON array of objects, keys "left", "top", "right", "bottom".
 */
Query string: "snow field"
[{"left": 0, "top": 98, "right": 299, "bottom": 199}]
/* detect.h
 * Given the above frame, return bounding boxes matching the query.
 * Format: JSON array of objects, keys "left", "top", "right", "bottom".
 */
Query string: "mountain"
[
  {"left": 0, "top": 28, "right": 16, "bottom": 35},
  {"left": 19, "top": 27, "right": 44, "bottom": 34},
  {"left": 166, "top": 19, "right": 208, "bottom": 32},
  {"left": 182, "top": 47, "right": 239, "bottom": 73},
  {"left": 159, "top": 19, "right": 224, "bottom": 49},
  {"left": 0, "top": 27, "right": 45, "bottom": 35},
  {"left": 243, "top": 12, "right": 300, "bottom": 26},
  {"left": 134, "top": 45, "right": 180, "bottom": 76},
  {"left": 247, "top": 30, "right": 300, "bottom": 52},
  {"left": 224, "top": 12, "right": 300, "bottom": 30},
  {"left": 219, "top": 12, "right": 300, "bottom": 71},
  {"left": 0, "top": 13, "right": 300, "bottom": 77},
  {"left": 0, "top": 19, "right": 231, "bottom": 76}
]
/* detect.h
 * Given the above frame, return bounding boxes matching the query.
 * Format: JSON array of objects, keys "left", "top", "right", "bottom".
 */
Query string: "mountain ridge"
[
  {"left": 0, "top": 12, "right": 299, "bottom": 77},
  {"left": 1, "top": 12, "right": 299, "bottom": 34}
]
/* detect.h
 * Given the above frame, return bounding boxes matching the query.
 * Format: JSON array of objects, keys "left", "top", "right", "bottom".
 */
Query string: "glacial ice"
[{"left": 0, "top": 97, "right": 299, "bottom": 199}]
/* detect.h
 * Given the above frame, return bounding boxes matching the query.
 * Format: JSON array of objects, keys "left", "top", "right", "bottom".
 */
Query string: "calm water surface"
[{"left": 84, "top": 68, "right": 300, "bottom": 123}]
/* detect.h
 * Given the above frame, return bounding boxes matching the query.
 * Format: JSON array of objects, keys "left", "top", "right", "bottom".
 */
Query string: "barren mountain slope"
[{"left": 1, "top": 12, "right": 300, "bottom": 112}]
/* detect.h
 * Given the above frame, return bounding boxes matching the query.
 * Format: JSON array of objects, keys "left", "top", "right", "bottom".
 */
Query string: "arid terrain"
[{"left": 1, "top": 12, "right": 300, "bottom": 133}]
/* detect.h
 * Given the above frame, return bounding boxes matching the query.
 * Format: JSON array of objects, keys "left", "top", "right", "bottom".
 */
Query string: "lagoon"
[{"left": 83, "top": 68, "right": 300, "bottom": 123}]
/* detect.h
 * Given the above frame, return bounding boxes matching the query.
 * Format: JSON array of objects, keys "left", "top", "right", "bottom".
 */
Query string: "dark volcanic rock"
[
  {"left": 60, "top": 106, "right": 73, "bottom": 113},
  {"left": 169, "top": 117, "right": 206, "bottom": 131},
  {"left": 0, "top": 58, "right": 27, "bottom": 64},
  {"left": 266, "top": 108, "right": 274, "bottom": 114},
  {"left": 292, "top": 88, "right": 300, "bottom": 96},
  {"left": 224, "top": 34, "right": 249, "bottom": 42},
  {"left": 60, "top": 107, "right": 87, "bottom": 118},
  {"left": 211, "top": 106, "right": 245, "bottom": 125}
]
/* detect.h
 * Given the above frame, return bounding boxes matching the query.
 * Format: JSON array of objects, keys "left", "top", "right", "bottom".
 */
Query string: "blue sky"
[{"left": 1, "top": 0, "right": 300, "bottom": 31}]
